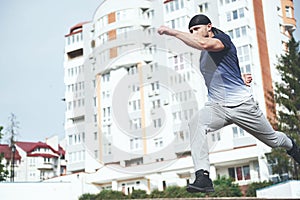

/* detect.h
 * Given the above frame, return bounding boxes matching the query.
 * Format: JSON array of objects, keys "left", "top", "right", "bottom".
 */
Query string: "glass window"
[
  {"left": 226, "top": 12, "right": 231, "bottom": 21},
  {"left": 245, "top": 64, "right": 251, "bottom": 73},
  {"left": 233, "top": 10, "right": 238, "bottom": 19},
  {"left": 236, "top": 167, "right": 243, "bottom": 180},
  {"left": 180, "top": 0, "right": 184, "bottom": 8},
  {"left": 239, "top": 8, "right": 245, "bottom": 18},
  {"left": 285, "top": 6, "right": 292, "bottom": 18},
  {"left": 217, "top": 132, "right": 221, "bottom": 141},
  {"left": 235, "top": 28, "right": 241, "bottom": 38},
  {"left": 232, "top": 127, "right": 238, "bottom": 138},
  {"left": 243, "top": 166, "right": 251, "bottom": 180},
  {"left": 228, "top": 167, "right": 235, "bottom": 179},
  {"left": 165, "top": 3, "right": 169, "bottom": 13},
  {"left": 175, "top": 0, "right": 179, "bottom": 10},
  {"left": 228, "top": 30, "right": 234, "bottom": 39},
  {"left": 239, "top": 127, "right": 245, "bottom": 136},
  {"left": 241, "top": 26, "right": 247, "bottom": 36},
  {"left": 199, "top": 3, "right": 208, "bottom": 13}
]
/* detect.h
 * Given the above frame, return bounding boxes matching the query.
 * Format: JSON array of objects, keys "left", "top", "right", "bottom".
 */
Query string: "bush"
[
  {"left": 78, "top": 193, "right": 97, "bottom": 200},
  {"left": 210, "top": 176, "right": 242, "bottom": 197},
  {"left": 96, "top": 190, "right": 127, "bottom": 199},
  {"left": 246, "top": 181, "right": 273, "bottom": 197},
  {"left": 129, "top": 189, "right": 148, "bottom": 199},
  {"left": 81, "top": 176, "right": 266, "bottom": 199},
  {"left": 148, "top": 189, "right": 165, "bottom": 198},
  {"left": 164, "top": 186, "right": 186, "bottom": 198}
]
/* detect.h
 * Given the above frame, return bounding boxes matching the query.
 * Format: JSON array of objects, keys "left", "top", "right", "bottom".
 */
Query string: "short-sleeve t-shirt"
[{"left": 199, "top": 33, "right": 252, "bottom": 106}]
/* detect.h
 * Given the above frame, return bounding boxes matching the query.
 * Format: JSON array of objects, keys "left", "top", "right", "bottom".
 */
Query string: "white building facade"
[{"left": 63, "top": 0, "right": 296, "bottom": 193}]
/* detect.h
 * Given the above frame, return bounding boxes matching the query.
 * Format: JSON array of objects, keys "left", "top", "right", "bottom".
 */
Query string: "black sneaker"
[
  {"left": 186, "top": 169, "right": 214, "bottom": 193},
  {"left": 287, "top": 137, "right": 300, "bottom": 164}
]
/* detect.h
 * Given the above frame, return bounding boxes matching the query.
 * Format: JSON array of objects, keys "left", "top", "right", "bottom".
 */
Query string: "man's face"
[{"left": 189, "top": 24, "right": 212, "bottom": 37}]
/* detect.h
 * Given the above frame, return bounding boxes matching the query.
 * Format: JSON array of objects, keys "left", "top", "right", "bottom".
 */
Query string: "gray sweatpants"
[{"left": 188, "top": 98, "right": 292, "bottom": 171}]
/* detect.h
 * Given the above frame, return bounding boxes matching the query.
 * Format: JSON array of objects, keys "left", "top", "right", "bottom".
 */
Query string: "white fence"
[{"left": 1, "top": 182, "right": 80, "bottom": 200}]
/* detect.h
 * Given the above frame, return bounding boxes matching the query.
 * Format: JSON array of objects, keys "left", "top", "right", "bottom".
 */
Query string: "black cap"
[{"left": 188, "top": 14, "right": 211, "bottom": 29}]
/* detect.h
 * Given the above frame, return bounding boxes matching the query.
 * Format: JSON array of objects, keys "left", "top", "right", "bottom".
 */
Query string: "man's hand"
[
  {"left": 242, "top": 73, "right": 252, "bottom": 87},
  {"left": 157, "top": 26, "right": 177, "bottom": 36}
]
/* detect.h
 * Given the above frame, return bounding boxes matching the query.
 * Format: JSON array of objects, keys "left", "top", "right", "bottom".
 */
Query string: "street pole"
[{"left": 10, "top": 144, "right": 15, "bottom": 182}]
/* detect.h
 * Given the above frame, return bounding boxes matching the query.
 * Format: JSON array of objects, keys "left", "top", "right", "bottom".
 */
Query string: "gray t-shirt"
[{"left": 200, "top": 33, "right": 252, "bottom": 106}]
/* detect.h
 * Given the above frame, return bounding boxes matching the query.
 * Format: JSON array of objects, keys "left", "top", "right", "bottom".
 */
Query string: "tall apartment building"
[{"left": 63, "top": 0, "right": 296, "bottom": 193}]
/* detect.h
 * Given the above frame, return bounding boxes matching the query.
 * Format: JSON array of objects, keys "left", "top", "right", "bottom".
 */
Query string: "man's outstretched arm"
[{"left": 157, "top": 25, "right": 224, "bottom": 52}]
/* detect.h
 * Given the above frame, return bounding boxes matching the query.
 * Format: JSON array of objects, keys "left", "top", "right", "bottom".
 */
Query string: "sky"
[
  {"left": 0, "top": 0, "right": 300, "bottom": 143},
  {"left": 0, "top": 0, "right": 102, "bottom": 142}
]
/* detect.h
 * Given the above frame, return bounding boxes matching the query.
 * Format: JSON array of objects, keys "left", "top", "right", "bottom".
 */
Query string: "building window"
[
  {"left": 154, "top": 137, "right": 163, "bottom": 148},
  {"left": 93, "top": 97, "right": 97, "bottom": 107},
  {"left": 152, "top": 99, "right": 160, "bottom": 109},
  {"left": 226, "top": 8, "right": 245, "bottom": 22},
  {"left": 232, "top": 126, "right": 245, "bottom": 138},
  {"left": 104, "top": 143, "right": 112, "bottom": 155},
  {"left": 228, "top": 165, "right": 251, "bottom": 181},
  {"left": 94, "top": 114, "right": 97, "bottom": 123},
  {"left": 68, "top": 135, "right": 73, "bottom": 145},
  {"left": 102, "top": 73, "right": 110, "bottom": 82},
  {"left": 227, "top": 26, "right": 248, "bottom": 39},
  {"left": 151, "top": 81, "right": 159, "bottom": 91},
  {"left": 153, "top": 118, "right": 162, "bottom": 128},
  {"left": 285, "top": 6, "right": 292, "bottom": 18},
  {"left": 237, "top": 45, "right": 250, "bottom": 63},
  {"left": 199, "top": 2, "right": 208, "bottom": 13},
  {"left": 174, "top": 130, "right": 189, "bottom": 142},
  {"left": 240, "top": 64, "right": 251, "bottom": 74},
  {"left": 212, "top": 132, "right": 221, "bottom": 142},
  {"left": 145, "top": 9, "right": 154, "bottom": 19},
  {"left": 127, "top": 65, "right": 138, "bottom": 75},
  {"left": 130, "top": 118, "right": 141, "bottom": 130},
  {"left": 164, "top": 0, "right": 185, "bottom": 14},
  {"left": 130, "top": 138, "right": 142, "bottom": 150},
  {"left": 169, "top": 53, "right": 186, "bottom": 71}
]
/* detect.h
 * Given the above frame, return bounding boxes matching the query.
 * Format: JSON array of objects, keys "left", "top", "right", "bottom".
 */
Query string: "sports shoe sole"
[{"left": 186, "top": 184, "right": 215, "bottom": 193}]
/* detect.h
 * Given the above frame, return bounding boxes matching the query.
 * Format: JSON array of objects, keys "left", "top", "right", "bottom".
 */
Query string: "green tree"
[
  {"left": 246, "top": 181, "right": 273, "bottom": 197},
  {"left": 5, "top": 113, "right": 20, "bottom": 182},
  {"left": 268, "top": 36, "right": 300, "bottom": 180},
  {"left": 78, "top": 193, "right": 97, "bottom": 200},
  {"left": 0, "top": 126, "right": 9, "bottom": 182},
  {"left": 95, "top": 190, "right": 127, "bottom": 199},
  {"left": 210, "top": 176, "right": 242, "bottom": 197},
  {"left": 148, "top": 189, "right": 165, "bottom": 198},
  {"left": 129, "top": 189, "right": 148, "bottom": 199}
]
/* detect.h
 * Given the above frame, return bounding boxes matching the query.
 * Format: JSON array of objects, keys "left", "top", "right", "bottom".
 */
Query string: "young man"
[{"left": 158, "top": 14, "right": 300, "bottom": 193}]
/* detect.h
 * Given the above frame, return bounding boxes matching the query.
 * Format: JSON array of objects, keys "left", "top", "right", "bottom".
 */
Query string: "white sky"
[
  {"left": 0, "top": 0, "right": 102, "bottom": 142},
  {"left": 0, "top": 0, "right": 299, "bottom": 142}
]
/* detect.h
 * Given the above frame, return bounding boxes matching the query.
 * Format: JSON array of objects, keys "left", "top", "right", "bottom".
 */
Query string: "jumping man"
[{"left": 158, "top": 14, "right": 300, "bottom": 193}]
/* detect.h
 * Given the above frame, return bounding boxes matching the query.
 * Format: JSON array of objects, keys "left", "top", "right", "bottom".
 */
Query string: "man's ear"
[{"left": 207, "top": 23, "right": 212, "bottom": 32}]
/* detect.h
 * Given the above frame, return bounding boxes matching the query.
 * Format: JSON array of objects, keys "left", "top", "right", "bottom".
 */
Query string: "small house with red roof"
[{"left": 0, "top": 136, "right": 66, "bottom": 182}]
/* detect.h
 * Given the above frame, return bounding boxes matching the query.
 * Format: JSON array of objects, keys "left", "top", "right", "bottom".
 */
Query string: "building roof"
[
  {"left": 0, "top": 144, "right": 21, "bottom": 161},
  {"left": 16, "top": 141, "right": 65, "bottom": 157},
  {"left": 65, "top": 21, "right": 90, "bottom": 37},
  {"left": 87, "top": 156, "right": 194, "bottom": 184}
]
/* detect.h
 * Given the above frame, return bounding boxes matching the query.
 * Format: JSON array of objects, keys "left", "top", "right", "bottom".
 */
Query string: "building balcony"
[
  {"left": 37, "top": 163, "right": 54, "bottom": 170},
  {"left": 65, "top": 42, "right": 84, "bottom": 54},
  {"left": 174, "top": 141, "right": 190, "bottom": 155},
  {"left": 283, "top": 23, "right": 296, "bottom": 32}
]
